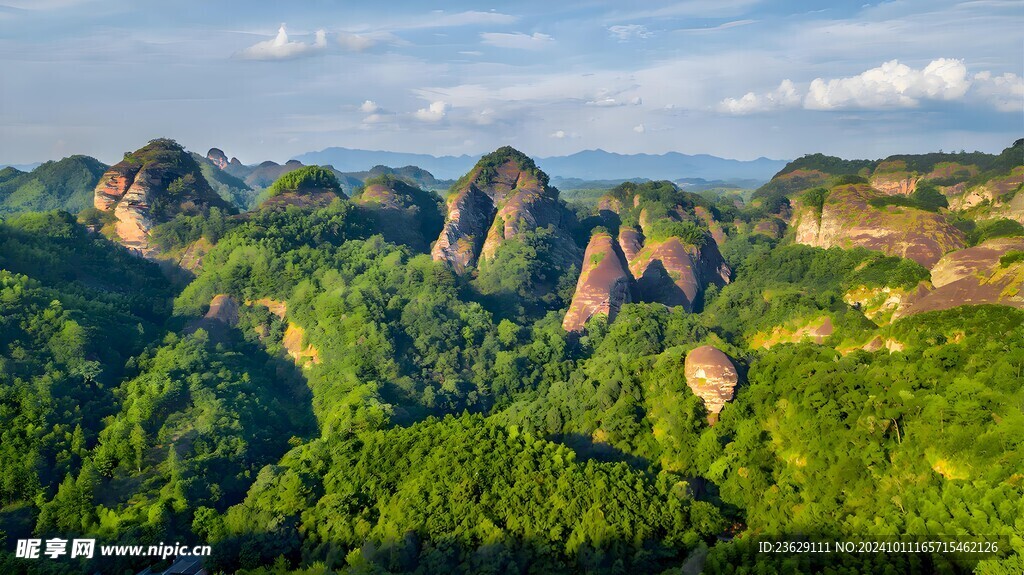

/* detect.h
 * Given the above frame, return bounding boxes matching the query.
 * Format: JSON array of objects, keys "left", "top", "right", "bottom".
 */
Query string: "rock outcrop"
[
  {"left": 791, "top": 184, "right": 964, "bottom": 268},
  {"left": 895, "top": 238, "right": 1024, "bottom": 318},
  {"left": 354, "top": 175, "right": 444, "bottom": 252},
  {"left": 204, "top": 294, "right": 240, "bottom": 326},
  {"left": 562, "top": 232, "right": 635, "bottom": 332},
  {"left": 206, "top": 148, "right": 229, "bottom": 170},
  {"left": 184, "top": 294, "right": 240, "bottom": 342},
  {"left": 628, "top": 236, "right": 729, "bottom": 312},
  {"left": 684, "top": 345, "right": 739, "bottom": 424},
  {"left": 432, "top": 147, "right": 574, "bottom": 274},
  {"left": 930, "top": 237, "right": 1024, "bottom": 287},
  {"left": 93, "top": 139, "right": 230, "bottom": 255},
  {"left": 563, "top": 183, "right": 732, "bottom": 331}
]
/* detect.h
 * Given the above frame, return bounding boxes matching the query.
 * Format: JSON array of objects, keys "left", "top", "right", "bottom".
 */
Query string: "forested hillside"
[{"left": 0, "top": 141, "right": 1022, "bottom": 575}]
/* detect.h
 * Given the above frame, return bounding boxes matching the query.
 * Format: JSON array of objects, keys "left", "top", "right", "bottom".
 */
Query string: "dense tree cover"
[
  {"left": 204, "top": 415, "right": 725, "bottom": 574},
  {"left": 701, "top": 242, "right": 924, "bottom": 345},
  {"left": 0, "top": 156, "right": 107, "bottom": 216},
  {"left": 473, "top": 226, "right": 580, "bottom": 322},
  {"left": 268, "top": 166, "right": 343, "bottom": 198},
  {"left": 966, "top": 139, "right": 1024, "bottom": 186},
  {"left": 773, "top": 153, "right": 877, "bottom": 179},
  {"left": 32, "top": 330, "right": 315, "bottom": 539},
  {"left": 2, "top": 145, "right": 1023, "bottom": 575},
  {"left": 699, "top": 307, "right": 1024, "bottom": 574},
  {"left": 953, "top": 218, "right": 1024, "bottom": 247},
  {"left": 173, "top": 200, "right": 514, "bottom": 432},
  {"left": 0, "top": 212, "right": 171, "bottom": 507}
]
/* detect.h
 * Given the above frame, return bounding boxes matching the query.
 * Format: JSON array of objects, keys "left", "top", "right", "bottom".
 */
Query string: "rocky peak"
[
  {"left": 353, "top": 175, "right": 444, "bottom": 251},
  {"left": 684, "top": 345, "right": 739, "bottom": 425},
  {"left": 790, "top": 183, "right": 964, "bottom": 268},
  {"left": 207, "top": 148, "right": 229, "bottom": 170},
  {"left": 604, "top": 184, "right": 731, "bottom": 310},
  {"left": 562, "top": 231, "right": 635, "bottom": 332},
  {"left": 93, "top": 138, "right": 230, "bottom": 255},
  {"left": 895, "top": 237, "right": 1024, "bottom": 318},
  {"left": 432, "top": 146, "right": 572, "bottom": 274}
]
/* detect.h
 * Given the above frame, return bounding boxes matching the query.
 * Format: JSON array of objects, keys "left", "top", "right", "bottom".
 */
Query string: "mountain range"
[
  {"left": 293, "top": 147, "right": 788, "bottom": 182},
  {"left": 1, "top": 135, "right": 1023, "bottom": 574}
]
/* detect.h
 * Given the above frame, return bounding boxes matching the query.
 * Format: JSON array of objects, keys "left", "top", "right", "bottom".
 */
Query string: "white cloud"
[
  {"left": 676, "top": 19, "right": 756, "bottom": 33},
  {"left": 550, "top": 130, "right": 567, "bottom": 139},
  {"left": 337, "top": 31, "right": 376, "bottom": 52},
  {"left": 804, "top": 58, "right": 970, "bottom": 110},
  {"left": 608, "top": 25, "right": 652, "bottom": 41},
  {"left": 362, "top": 113, "right": 388, "bottom": 124},
  {"left": 238, "top": 24, "right": 326, "bottom": 60},
  {"left": 587, "top": 97, "right": 624, "bottom": 107},
  {"left": 719, "top": 59, "right": 1017, "bottom": 114},
  {"left": 633, "top": 123, "right": 646, "bottom": 133},
  {"left": 0, "top": 0, "right": 89, "bottom": 8},
  {"left": 719, "top": 79, "right": 800, "bottom": 114},
  {"left": 480, "top": 32, "right": 554, "bottom": 51},
  {"left": 414, "top": 100, "right": 449, "bottom": 122},
  {"left": 360, "top": 100, "right": 380, "bottom": 113},
  {"left": 415, "top": 10, "right": 517, "bottom": 29},
  {"left": 972, "top": 71, "right": 1024, "bottom": 113},
  {"left": 474, "top": 108, "right": 496, "bottom": 125}
]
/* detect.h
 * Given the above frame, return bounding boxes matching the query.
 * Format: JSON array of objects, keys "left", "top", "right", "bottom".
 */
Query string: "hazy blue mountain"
[
  {"left": 0, "top": 162, "right": 43, "bottom": 172},
  {"left": 536, "top": 149, "right": 787, "bottom": 181},
  {"left": 293, "top": 148, "right": 477, "bottom": 180},
  {"left": 293, "top": 147, "right": 788, "bottom": 182}
]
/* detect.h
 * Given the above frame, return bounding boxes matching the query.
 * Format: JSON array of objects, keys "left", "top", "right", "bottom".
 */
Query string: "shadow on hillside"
[{"left": 557, "top": 432, "right": 651, "bottom": 469}]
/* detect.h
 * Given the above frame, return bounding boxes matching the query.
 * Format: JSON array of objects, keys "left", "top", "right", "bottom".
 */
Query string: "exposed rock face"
[
  {"left": 207, "top": 148, "right": 229, "bottom": 170},
  {"left": 432, "top": 147, "right": 574, "bottom": 273},
  {"left": 791, "top": 184, "right": 964, "bottom": 268},
  {"left": 432, "top": 185, "right": 497, "bottom": 274},
  {"left": 617, "top": 227, "right": 643, "bottom": 262},
  {"left": 869, "top": 170, "right": 919, "bottom": 196},
  {"left": 353, "top": 176, "right": 444, "bottom": 252},
  {"left": 178, "top": 237, "right": 213, "bottom": 273},
  {"left": 184, "top": 294, "right": 240, "bottom": 342},
  {"left": 684, "top": 345, "right": 739, "bottom": 424},
  {"left": 751, "top": 315, "right": 836, "bottom": 348},
  {"left": 629, "top": 238, "right": 717, "bottom": 311},
  {"left": 243, "top": 298, "right": 319, "bottom": 367},
  {"left": 930, "top": 237, "right": 1024, "bottom": 287},
  {"left": 752, "top": 218, "right": 785, "bottom": 239},
  {"left": 564, "top": 186, "right": 732, "bottom": 330},
  {"left": 283, "top": 323, "right": 320, "bottom": 368},
  {"left": 896, "top": 239, "right": 1024, "bottom": 318},
  {"left": 93, "top": 163, "right": 138, "bottom": 211},
  {"left": 843, "top": 285, "right": 912, "bottom": 323},
  {"left": 205, "top": 294, "right": 240, "bottom": 326},
  {"left": 562, "top": 232, "right": 635, "bottom": 332},
  {"left": 694, "top": 206, "right": 726, "bottom": 245},
  {"left": 93, "top": 139, "right": 229, "bottom": 255}
]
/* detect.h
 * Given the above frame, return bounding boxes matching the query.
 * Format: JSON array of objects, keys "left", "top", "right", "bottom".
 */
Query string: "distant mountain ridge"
[{"left": 294, "top": 147, "right": 788, "bottom": 182}]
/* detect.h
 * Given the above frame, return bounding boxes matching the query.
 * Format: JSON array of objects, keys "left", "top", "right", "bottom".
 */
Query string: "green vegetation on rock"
[{"left": 267, "top": 166, "right": 341, "bottom": 197}]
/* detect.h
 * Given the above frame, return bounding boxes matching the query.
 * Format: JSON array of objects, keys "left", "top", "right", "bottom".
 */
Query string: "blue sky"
[{"left": 0, "top": 0, "right": 1021, "bottom": 165}]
